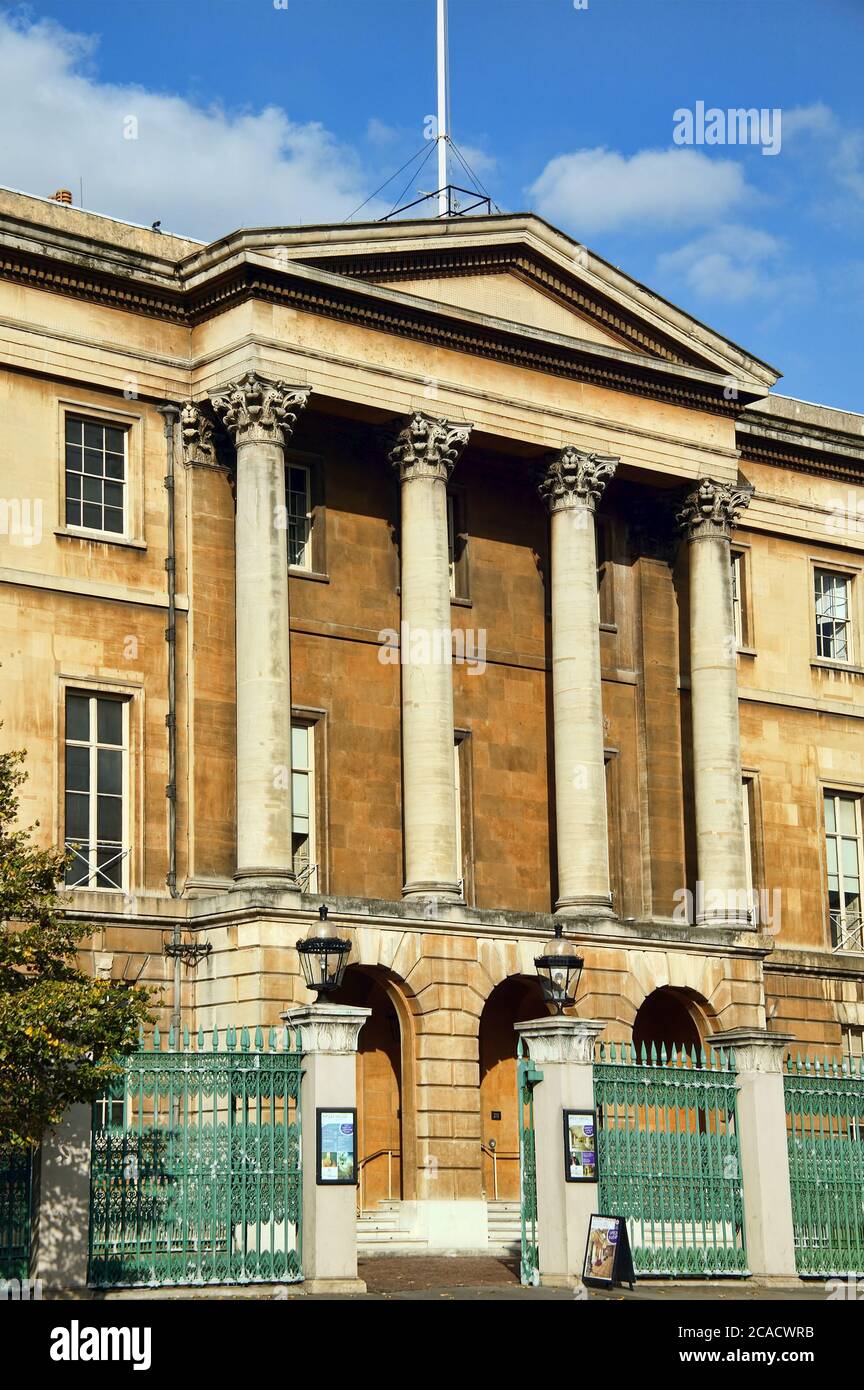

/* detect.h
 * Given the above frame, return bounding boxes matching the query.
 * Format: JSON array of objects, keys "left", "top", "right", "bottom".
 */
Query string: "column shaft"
[
  {"left": 540, "top": 447, "right": 618, "bottom": 918},
  {"left": 678, "top": 480, "right": 753, "bottom": 925},
  {"left": 390, "top": 412, "right": 471, "bottom": 900},
  {"left": 211, "top": 373, "right": 310, "bottom": 886}
]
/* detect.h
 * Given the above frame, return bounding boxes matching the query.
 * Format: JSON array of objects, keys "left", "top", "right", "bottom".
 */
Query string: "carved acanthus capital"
[
  {"left": 388, "top": 411, "right": 472, "bottom": 483},
  {"left": 677, "top": 478, "right": 754, "bottom": 540},
  {"left": 538, "top": 446, "right": 618, "bottom": 514},
  {"left": 179, "top": 400, "right": 219, "bottom": 468},
  {"left": 210, "top": 371, "right": 310, "bottom": 448}
]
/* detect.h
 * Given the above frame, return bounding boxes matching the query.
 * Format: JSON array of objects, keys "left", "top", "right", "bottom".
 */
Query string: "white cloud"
[
  {"left": 0, "top": 14, "right": 379, "bottom": 238},
  {"left": 527, "top": 146, "right": 752, "bottom": 235},
  {"left": 656, "top": 224, "right": 813, "bottom": 304}
]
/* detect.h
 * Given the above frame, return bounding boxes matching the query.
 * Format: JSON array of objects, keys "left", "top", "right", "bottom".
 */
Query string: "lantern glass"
[
  {"left": 296, "top": 934, "right": 350, "bottom": 995},
  {"left": 534, "top": 936, "right": 583, "bottom": 1014}
]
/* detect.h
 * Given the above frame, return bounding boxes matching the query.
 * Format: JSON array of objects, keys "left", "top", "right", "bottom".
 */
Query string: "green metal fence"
[
  {"left": 0, "top": 1147, "right": 32, "bottom": 1282},
  {"left": 595, "top": 1042, "right": 747, "bottom": 1276},
  {"left": 88, "top": 1025, "right": 303, "bottom": 1288},
  {"left": 517, "top": 1037, "right": 542, "bottom": 1286},
  {"left": 785, "top": 1052, "right": 864, "bottom": 1277}
]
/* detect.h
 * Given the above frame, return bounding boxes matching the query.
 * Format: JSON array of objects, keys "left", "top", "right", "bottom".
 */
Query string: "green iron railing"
[
  {"left": 0, "top": 1146, "right": 32, "bottom": 1283},
  {"left": 517, "top": 1037, "right": 542, "bottom": 1286},
  {"left": 784, "top": 1052, "right": 864, "bottom": 1277},
  {"left": 594, "top": 1042, "right": 747, "bottom": 1277},
  {"left": 88, "top": 1024, "right": 303, "bottom": 1288}
]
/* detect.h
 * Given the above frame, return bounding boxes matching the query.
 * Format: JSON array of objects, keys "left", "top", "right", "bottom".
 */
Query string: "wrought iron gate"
[
  {"left": 88, "top": 1025, "right": 303, "bottom": 1288},
  {"left": 517, "top": 1037, "right": 542, "bottom": 1285},
  {"left": 0, "top": 1147, "right": 32, "bottom": 1283},
  {"left": 785, "top": 1053, "right": 864, "bottom": 1276},
  {"left": 594, "top": 1042, "right": 747, "bottom": 1276}
]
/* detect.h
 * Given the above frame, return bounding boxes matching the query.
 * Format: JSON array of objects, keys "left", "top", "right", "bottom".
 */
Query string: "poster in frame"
[
  {"left": 582, "top": 1214, "right": 636, "bottom": 1289},
  {"left": 563, "top": 1108, "right": 598, "bottom": 1183},
  {"left": 316, "top": 1107, "right": 358, "bottom": 1186}
]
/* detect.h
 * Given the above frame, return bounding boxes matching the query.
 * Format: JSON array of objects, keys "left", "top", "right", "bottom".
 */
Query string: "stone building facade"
[{"left": 1, "top": 187, "right": 863, "bottom": 1244}]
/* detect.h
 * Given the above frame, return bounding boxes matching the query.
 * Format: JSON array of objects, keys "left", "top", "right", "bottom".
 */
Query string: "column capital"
[
  {"left": 281, "top": 1003, "right": 371, "bottom": 1055},
  {"left": 179, "top": 400, "right": 219, "bottom": 467},
  {"left": 711, "top": 1028, "right": 795, "bottom": 1073},
  {"left": 388, "top": 410, "right": 472, "bottom": 483},
  {"left": 677, "top": 477, "right": 754, "bottom": 540},
  {"left": 516, "top": 1016, "right": 606, "bottom": 1065},
  {"left": 210, "top": 371, "right": 310, "bottom": 448},
  {"left": 538, "top": 446, "right": 618, "bottom": 514}
]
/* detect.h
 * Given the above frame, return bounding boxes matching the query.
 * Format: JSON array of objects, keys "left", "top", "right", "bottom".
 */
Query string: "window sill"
[
  {"left": 450, "top": 595, "right": 472, "bottom": 608},
  {"left": 289, "top": 566, "right": 329, "bottom": 584},
  {"left": 811, "top": 658, "right": 864, "bottom": 676},
  {"left": 599, "top": 621, "right": 618, "bottom": 634},
  {"left": 737, "top": 646, "right": 757, "bottom": 658},
  {"left": 56, "top": 527, "right": 146, "bottom": 552}
]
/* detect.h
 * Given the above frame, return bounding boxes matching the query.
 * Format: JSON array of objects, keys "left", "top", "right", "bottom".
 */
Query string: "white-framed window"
[
  {"left": 64, "top": 692, "right": 129, "bottom": 890},
  {"left": 454, "top": 737, "right": 463, "bottom": 892},
  {"left": 64, "top": 416, "right": 128, "bottom": 536},
  {"left": 731, "top": 551, "right": 744, "bottom": 648},
  {"left": 742, "top": 778, "right": 754, "bottom": 912},
  {"left": 94, "top": 1094, "right": 126, "bottom": 1131},
  {"left": 824, "top": 789, "right": 863, "bottom": 952},
  {"left": 815, "top": 569, "right": 852, "bottom": 662},
  {"left": 287, "top": 462, "right": 312, "bottom": 569},
  {"left": 292, "top": 722, "right": 317, "bottom": 890}
]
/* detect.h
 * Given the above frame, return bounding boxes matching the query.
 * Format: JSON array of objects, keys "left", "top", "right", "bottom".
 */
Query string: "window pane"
[
  {"left": 291, "top": 725, "right": 308, "bottom": 768},
  {"left": 83, "top": 422, "right": 103, "bottom": 449},
  {"left": 104, "top": 427, "right": 125, "bottom": 454},
  {"left": 96, "top": 846, "right": 123, "bottom": 889},
  {"left": 83, "top": 447, "right": 104, "bottom": 476},
  {"left": 65, "top": 499, "right": 81, "bottom": 526},
  {"left": 65, "top": 791, "right": 90, "bottom": 840},
  {"left": 97, "top": 795, "right": 122, "bottom": 843},
  {"left": 824, "top": 794, "right": 837, "bottom": 833},
  {"left": 105, "top": 454, "right": 125, "bottom": 480},
  {"left": 65, "top": 418, "right": 83, "bottom": 445},
  {"left": 103, "top": 507, "right": 124, "bottom": 534},
  {"left": 842, "top": 838, "right": 860, "bottom": 881},
  {"left": 65, "top": 842, "right": 90, "bottom": 887},
  {"left": 83, "top": 475, "right": 103, "bottom": 503},
  {"left": 65, "top": 444, "right": 83, "bottom": 471},
  {"left": 83, "top": 503, "right": 102, "bottom": 529},
  {"left": 104, "top": 481, "right": 123, "bottom": 508},
  {"left": 826, "top": 839, "right": 839, "bottom": 878},
  {"left": 65, "top": 745, "right": 90, "bottom": 792},
  {"left": 97, "top": 699, "right": 123, "bottom": 746},
  {"left": 839, "top": 797, "right": 858, "bottom": 835},
  {"left": 66, "top": 693, "right": 90, "bottom": 741},
  {"left": 97, "top": 748, "right": 122, "bottom": 796}
]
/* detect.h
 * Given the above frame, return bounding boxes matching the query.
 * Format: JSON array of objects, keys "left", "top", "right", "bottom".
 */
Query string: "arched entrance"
[
  {"left": 632, "top": 986, "right": 705, "bottom": 1059},
  {"left": 478, "top": 976, "right": 547, "bottom": 1201},
  {"left": 329, "top": 966, "right": 416, "bottom": 1210}
]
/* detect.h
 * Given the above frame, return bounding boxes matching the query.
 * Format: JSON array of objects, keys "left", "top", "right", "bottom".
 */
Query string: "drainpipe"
[{"left": 157, "top": 403, "right": 182, "bottom": 1030}]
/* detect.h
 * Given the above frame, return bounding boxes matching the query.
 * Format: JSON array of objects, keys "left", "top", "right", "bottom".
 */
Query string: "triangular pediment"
[{"left": 262, "top": 213, "right": 778, "bottom": 388}]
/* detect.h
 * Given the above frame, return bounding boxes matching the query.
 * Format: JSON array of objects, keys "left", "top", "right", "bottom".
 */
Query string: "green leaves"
[{"left": 0, "top": 745, "right": 152, "bottom": 1147}]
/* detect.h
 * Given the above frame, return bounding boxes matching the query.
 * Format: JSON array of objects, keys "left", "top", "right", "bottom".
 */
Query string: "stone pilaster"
[
  {"left": 281, "top": 1003, "right": 371, "bottom": 1293},
  {"left": 389, "top": 411, "right": 472, "bottom": 901},
  {"left": 677, "top": 478, "right": 754, "bottom": 926},
  {"left": 516, "top": 1016, "right": 606, "bottom": 1288},
  {"left": 211, "top": 372, "right": 310, "bottom": 887},
  {"left": 712, "top": 1028, "right": 797, "bottom": 1277},
  {"left": 539, "top": 446, "right": 618, "bottom": 918}
]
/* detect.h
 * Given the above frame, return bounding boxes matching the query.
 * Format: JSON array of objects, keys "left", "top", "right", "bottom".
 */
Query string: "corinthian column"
[
  {"left": 677, "top": 478, "right": 753, "bottom": 925},
  {"left": 211, "top": 372, "right": 311, "bottom": 886},
  {"left": 539, "top": 446, "right": 618, "bottom": 918},
  {"left": 389, "top": 411, "right": 471, "bottom": 900}
]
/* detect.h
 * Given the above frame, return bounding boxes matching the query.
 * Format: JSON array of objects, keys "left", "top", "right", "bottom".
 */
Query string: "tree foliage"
[{"left": 0, "top": 744, "right": 151, "bottom": 1147}]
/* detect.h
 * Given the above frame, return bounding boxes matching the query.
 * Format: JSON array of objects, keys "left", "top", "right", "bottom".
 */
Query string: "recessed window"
[
  {"left": 64, "top": 692, "right": 128, "bottom": 890},
  {"left": 731, "top": 552, "right": 745, "bottom": 647},
  {"left": 815, "top": 569, "right": 852, "bottom": 662},
  {"left": 596, "top": 520, "right": 614, "bottom": 625},
  {"left": 292, "top": 722, "right": 317, "bottom": 890},
  {"left": 446, "top": 489, "right": 469, "bottom": 601},
  {"left": 287, "top": 463, "right": 312, "bottom": 569},
  {"left": 65, "top": 417, "right": 127, "bottom": 535},
  {"left": 824, "top": 790, "right": 863, "bottom": 951}
]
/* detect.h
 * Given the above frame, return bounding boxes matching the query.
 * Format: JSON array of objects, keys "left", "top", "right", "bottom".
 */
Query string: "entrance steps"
[
  {"left": 486, "top": 1200, "right": 521, "bottom": 1252},
  {"left": 357, "top": 1202, "right": 426, "bottom": 1254}
]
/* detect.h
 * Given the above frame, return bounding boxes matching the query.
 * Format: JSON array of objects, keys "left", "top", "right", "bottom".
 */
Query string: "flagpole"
[{"left": 437, "top": 0, "right": 448, "bottom": 216}]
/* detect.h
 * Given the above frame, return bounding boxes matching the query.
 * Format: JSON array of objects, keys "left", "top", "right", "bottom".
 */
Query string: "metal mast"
[{"left": 437, "top": 0, "right": 449, "bottom": 216}]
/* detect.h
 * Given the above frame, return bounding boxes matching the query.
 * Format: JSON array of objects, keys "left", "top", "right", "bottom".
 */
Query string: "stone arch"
[
  {"left": 632, "top": 985, "right": 713, "bottom": 1058},
  {"left": 329, "top": 961, "right": 420, "bottom": 1205},
  {"left": 478, "top": 973, "right": 547, "bottom": 1201}
]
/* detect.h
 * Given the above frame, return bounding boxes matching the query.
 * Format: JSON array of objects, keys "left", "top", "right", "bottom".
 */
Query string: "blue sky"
[{"left": 1, "top": 0, "right": 862, "bottom": 409}]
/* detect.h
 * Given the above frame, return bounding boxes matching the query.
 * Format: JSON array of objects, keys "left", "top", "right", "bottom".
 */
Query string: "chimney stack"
[{"left": 50, "top": 189, "right": 73, "bottom": 204}]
